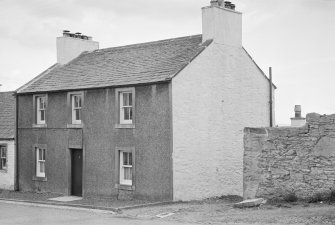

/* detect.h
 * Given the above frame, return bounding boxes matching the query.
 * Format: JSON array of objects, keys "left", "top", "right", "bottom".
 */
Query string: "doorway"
[{"left": 71, "top": 149, "right": 83, "bottom": 196}]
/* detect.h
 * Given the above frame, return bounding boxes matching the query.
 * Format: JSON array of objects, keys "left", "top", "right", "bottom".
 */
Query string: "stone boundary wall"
[{"left": 244, "top": 113, "right": 335, "bottom": 200}]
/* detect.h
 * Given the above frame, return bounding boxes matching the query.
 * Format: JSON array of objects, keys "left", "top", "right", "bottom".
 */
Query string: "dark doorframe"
[{"left": 71, "top": 149, "right": 83, "bottom": 196}]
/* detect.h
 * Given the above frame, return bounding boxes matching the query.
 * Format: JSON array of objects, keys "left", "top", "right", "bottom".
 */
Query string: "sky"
[{"left": 0, "top": 0, "right": 334, "bottom": 125}]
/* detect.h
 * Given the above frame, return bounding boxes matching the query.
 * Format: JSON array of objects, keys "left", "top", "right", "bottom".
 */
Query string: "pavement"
[
  {"left": 0, "top": 190, "right": 168, "bottom": 212},
  {"left": 0, "top": 201, "right": 195, "bottom": 225}
]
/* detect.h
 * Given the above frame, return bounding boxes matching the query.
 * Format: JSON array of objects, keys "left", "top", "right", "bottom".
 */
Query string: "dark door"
[{"left": 71, "top": 149, "right": 83, "bottom": 196}]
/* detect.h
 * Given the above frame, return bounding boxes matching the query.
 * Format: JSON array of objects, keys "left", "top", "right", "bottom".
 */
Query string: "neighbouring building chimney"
[
  {"left": 202, "top": 0, "right": 242, "bottom": 47},
  {"left": 291, "top": 105, "right": 306, "bottom": 127},
  {"left": 57, "top": 30, "right": 99, "bottom": 65}
]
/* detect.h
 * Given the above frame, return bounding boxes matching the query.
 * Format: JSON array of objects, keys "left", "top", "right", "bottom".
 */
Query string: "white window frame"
[
  {"left": 0, "top": 145, "right": 7, "bottom": 170},
  {"left": 36, "top": 96, "right": 46, "bottom": 124},
  {"left": 71, "top": 94, "right": 82, "bottom": 124},
  {"left": 119, "top": 91, "right": 133, "bottom": 124},
  {"left": 36, "top": 147, "right": 46, "bottom": 178},
  {"left": 119, "top": 151, "right": 133, "bottom": 186}
]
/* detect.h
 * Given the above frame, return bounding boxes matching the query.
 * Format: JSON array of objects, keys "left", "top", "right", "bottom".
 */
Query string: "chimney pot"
[
  {"left": 218, "top": 0, "right": 224, "bottom": 6},
  {"left": 230, "top": 3, "right": 236, "bottom": 10},
  {"left": 294, "top": 105, "right": 302, "bottom": 118},
  {"left": 210, "top": 0, "right": 219, "bottom": 6}
]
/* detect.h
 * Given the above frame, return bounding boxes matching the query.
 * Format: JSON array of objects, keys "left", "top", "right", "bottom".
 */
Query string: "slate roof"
[
  {"left": 0, "top": 92, "right": 15, "bottom": 140},
  {"left": 18, "top": 35, "right": 211, "bottom": 94}
]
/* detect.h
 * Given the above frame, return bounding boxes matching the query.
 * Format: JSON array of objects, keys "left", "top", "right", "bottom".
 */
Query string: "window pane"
[
  {"left": 42, "top": 149, "right": 45, "bottom": 160},
  {"left": 40, "top": 162, "right": 45, "bottom": 173},
  {"left": 124, "top": 107, "right": 130, "bottom": 120},
  {"left": 129, "top": 108, "right": 133, "bottom": 120},
  {"left": 123, "top": 152, "right": 128, "bottom": 165},
  {"left": 74, "top": 96, "right": 79, "bottom": 107},
  {"left": 122, "top": 93, "right": 129, "bottom": 106},
  {"left": 75, "top": 109, "right": 81, "bottom": 120},
  {"left": 41, "top": 110, "right": 45, "bottom": 121},
  {"left": 129, "top": 93, "right": 132, "bottom": 106},
  {"left": 129, "top": 153, "right": 132, "bottom": 165},
  {"left": 124, "top": 167, "right": 132, "bottom": 180},
  {"left": 39, "top": 149, "right": 42, "bottom": 160},
  {"left": 78, "top": 96, "right": 82, "bottom": 107},
  {"left": 1, "top": 159, "right": 6, "bottom": 169}
]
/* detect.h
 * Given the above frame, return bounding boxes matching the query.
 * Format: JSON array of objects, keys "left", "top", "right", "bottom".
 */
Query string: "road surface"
[{"left": 0, "top": 201, "right": 194, "bottom": 225}]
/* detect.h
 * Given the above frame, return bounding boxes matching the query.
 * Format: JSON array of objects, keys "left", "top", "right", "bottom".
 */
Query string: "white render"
[
  {"left": 291, "top": 118, "right": 306, "bottom": 127},
  {"left": 202, "top": 6, "right": 242, "bottom": 47},
  {"left": 57, "top": 36, "right": 99, "bottom": 65},
  {"left": 0, "top": 140, "right": 15, "bottom": 190},
  {"left": 172, "top": 42, "right": 275, "bottom": 201}
]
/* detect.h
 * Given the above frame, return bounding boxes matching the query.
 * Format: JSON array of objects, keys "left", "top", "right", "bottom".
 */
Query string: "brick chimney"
[
  {"left": 57, "top": 30, "right": 99, "bottom": 65},
  {"left": 202, "top": 1, "right": 242, "bottom": 47},
  {"left": 291, "top": 105, "right": 306, "bottom": 127}
]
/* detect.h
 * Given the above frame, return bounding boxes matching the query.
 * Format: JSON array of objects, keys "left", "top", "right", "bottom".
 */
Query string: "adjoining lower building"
[{"left": 0, "top": 92, "right": 16, "bottom": 190}]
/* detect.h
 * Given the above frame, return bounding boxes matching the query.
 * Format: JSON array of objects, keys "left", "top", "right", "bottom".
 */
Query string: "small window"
[
  {"left": 120, "top": 151, "right": 132, "bottom": 186},
  {"left": 34, "top": 95, "right": 47, "bottom": 125},
  {"left": 72, "top": 94, "right": 82, "bottom": 124},
  {"left": 36, "top": 147, "right": 46, "bottom": 177},
  {"left": 0, "top": 146, "right": 7, "bottom": 170},
  {"left": 120, "top": 92, "right": 133, "bottom": 124}
]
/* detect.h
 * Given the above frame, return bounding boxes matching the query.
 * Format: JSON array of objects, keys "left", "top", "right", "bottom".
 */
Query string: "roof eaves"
[
  {"left": 16, "top": 63, "right": 60, "bottom": 94},
  {"left": 167, "top": 39, "right": 213, "bottom": 81},
  {"left": 242, "top": 47, "right": 277, "bottom": 89}
]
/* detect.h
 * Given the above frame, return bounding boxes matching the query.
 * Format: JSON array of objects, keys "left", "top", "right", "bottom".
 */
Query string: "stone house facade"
[
  {"left": 0, "top": 92, "right": 16, "bottom": 190},
  {"left": 15, "top": 1, "right": 275, "bottom": 201}
]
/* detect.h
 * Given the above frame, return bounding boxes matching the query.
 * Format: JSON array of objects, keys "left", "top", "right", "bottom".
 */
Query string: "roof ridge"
[{"left": 89, "top": 34, "right": 202, "bottom": 54}]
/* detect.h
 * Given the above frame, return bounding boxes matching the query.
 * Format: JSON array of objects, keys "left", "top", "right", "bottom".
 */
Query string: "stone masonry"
[{"left": 244, "top": 113, "right": 335, "bottom": 200}]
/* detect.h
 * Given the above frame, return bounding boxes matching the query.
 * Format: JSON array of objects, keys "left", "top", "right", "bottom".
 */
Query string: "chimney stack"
[
  {"left": 56, "top": 30, "right": 99, "bottom": 65},
  {"left": 291, "top": 105, "right": 306, "bottom": 127},
  {"left": 202, "top": 0, "right": 242, "bottom": 46}
]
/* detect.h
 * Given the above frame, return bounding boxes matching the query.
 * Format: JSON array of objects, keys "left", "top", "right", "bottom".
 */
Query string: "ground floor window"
[
  {"left": 36, "top": 147, "right": 46, "bottom": 177},
  {"left": 0, "top": 145, "right": 7, "bottom": 170},
  {"left": 120, "top": 151, "right": 132, "bottom": 186}
]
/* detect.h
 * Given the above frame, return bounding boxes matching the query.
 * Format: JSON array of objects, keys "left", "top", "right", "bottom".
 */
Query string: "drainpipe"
[
  {"left": 269, "top": 67, "right": 273, "bottom": 127},
  {"left": 14, "top": 93, "right": 19, "bottom": 191}
]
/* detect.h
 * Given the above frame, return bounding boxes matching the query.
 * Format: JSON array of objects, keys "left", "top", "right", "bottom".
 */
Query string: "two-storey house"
[{"left": 16, "top": 1, "right": 275, "bottom": 201}]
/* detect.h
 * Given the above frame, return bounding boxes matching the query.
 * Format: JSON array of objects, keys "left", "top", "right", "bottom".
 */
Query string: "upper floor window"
[
  {"left": 115, "top": 87, "right": 135, "bottom": 128},
  {"left": 72, "top": 94, "right": 82, "bottom": 124},
  {"left": 33, "top": 94, "right": 47, "bottom": 126},
  {"left": 120, "top": 92, "right": 133, "bottom": 124},
  {"left": 0, "top": 145, "right": 7, "bottom": 170}
]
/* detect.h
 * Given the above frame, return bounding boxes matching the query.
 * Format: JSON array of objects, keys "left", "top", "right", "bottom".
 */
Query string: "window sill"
[
  {"left": 32, "top": 176, "right": 47, "bottom": 182},
  {"left": 67, "top": 123, "right": 83, "bottom": 128},
  {"left": 32, "top": 124, "right": 47, "bottom": 128},
  {"left": 114, "top": 184, "right": 135, "bottom": 191},
  {"left": 115, "top": 124, "right": 135, "bottom": 129},
  {"left": 0, "top": 169, "right": 8, "bottom": 173}
]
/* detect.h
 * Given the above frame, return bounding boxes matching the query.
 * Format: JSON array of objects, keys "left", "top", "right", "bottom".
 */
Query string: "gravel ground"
[{"left": 122, "top": 198, "right": 335, "bottom": 225}]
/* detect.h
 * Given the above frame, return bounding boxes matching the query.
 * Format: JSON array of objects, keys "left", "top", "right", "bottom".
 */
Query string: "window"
[
  {"left": 115, "top": 87, "right": 135, "bottom": 128},
  {"left": 0, "top": 145, "right": 7, "bottom": 170},
  {"left": 120, "top": 151, "right": 132, "bottom": 186},
  {"left": 72, "top": 94, "right": 82, "bottom": 124},
  {"left": 33, "top": 94, "right": 47, "bottom": 126},
  {"left": 36, "top": 147, "right": 46, "bottom": 177},
  {"left": 36, "top": 96, "right": 46, "bottom": 124},
  {"left": 120, "top": 92, "right": 133, "bottom": 124}
]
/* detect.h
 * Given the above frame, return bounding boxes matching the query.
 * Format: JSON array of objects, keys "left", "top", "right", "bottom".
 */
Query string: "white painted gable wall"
[{"left": 172, "top": 43, "right": 275, "bottom": 201}]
